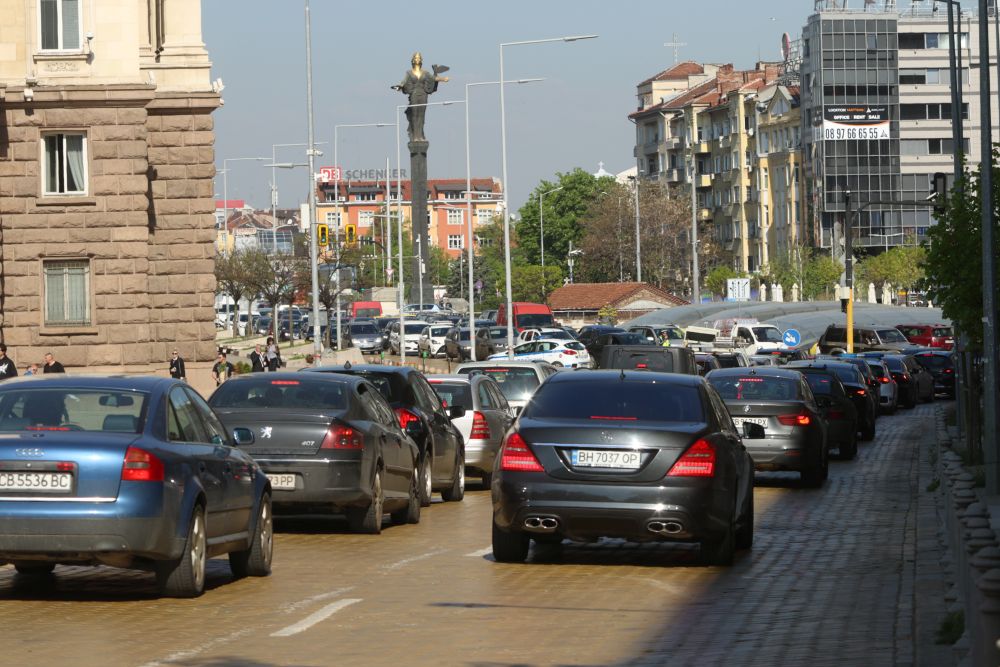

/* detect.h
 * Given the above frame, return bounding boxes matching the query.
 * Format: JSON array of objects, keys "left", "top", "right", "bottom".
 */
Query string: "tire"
[
  {"left": 156, "top": 505, "right": 207, "bottom": 598},
  {"left": 699, "top": 521, "right": 735, "bottom": 566},
  {"left": 492, "top": 520, "right": 529, "bottom": 563},
  {"left": 861, "top": 416, "right": 876, "bottom": 442},
  {"left": 735, "top": 491, "right": 754, "bottom": 551},
  {"left": 418, "top": 453, "right": 433, "bottom": 507},
  {"left": 440, "top": 451, "right": 465, "bottom": 502},
  {"left": 347, "top": 468, "right": 384, "bottom": 534},
  {"left": 390, "top": 469, "right": 421, "bottom": 525},
  {"left": 14, "top": 563, "right": 55, "bottom": 576},
  {"left": 480, "top": 471, "right": 493, "bottom": 489},
  {"left": 229, "top": 493, "right": 273, "bottom": 579},
  {"left": 552, "top": 361, "right": 563, "bottom": 367},
  {"left": 839, "top": 430, "right": 858, "bottom": 460},
  {"left": 801, "top": 449, "right": 828, "bottom": 487}
]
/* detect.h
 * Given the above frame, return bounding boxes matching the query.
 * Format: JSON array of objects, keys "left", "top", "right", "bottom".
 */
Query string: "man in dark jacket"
[
  {"left": 43, "top": 353, "right": 65, "bottom": 373},
  {"left": 169, "top": 350, "right": 186, "bottom": 380},
  {"left": 0, "top": 344, "right": 17, "bottom": 379},
  {"left": 248, "top": 344, "right": 266, "bottom": 373}
]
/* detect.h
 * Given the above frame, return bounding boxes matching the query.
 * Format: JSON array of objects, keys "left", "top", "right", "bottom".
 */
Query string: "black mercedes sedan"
[
  {"left": 787, "top": 361, "right": 877, "bottom": 442},
  {"left": 705, "top": 367, "right": 829, "bottom": 487},
  {"left": 491, "top": 371, "right": 754, "bottom": 566},
  {"left": 210, "top": 372, "right": 421, "bottom": 534}
]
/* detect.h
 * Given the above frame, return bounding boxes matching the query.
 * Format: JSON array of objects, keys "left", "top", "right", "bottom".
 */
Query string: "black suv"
[
  {"left": 818, "top": 325, "right": 912, "bottom": 355},
  {"left": 304, "top": 364, "right": 466, "bottom": 506},
  {"left": 786, "top": 361, "right": 877, "bottom": 441},
  {"left": 599, "top": 345, "right": 698, "bottom": 375},
  {"left": 912, "top": 351, "right": 955, "bottom": 398}
]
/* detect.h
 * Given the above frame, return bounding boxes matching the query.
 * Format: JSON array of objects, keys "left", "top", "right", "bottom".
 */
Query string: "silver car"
[
  {"left": 428, "top": 374, "right": 514, "bottom": 486},
  {"left": 866, "top": 359, "right": 899, "bottom": 414},
  {"left": 454, "top": 360, "right": 559, "bottom": 412}
]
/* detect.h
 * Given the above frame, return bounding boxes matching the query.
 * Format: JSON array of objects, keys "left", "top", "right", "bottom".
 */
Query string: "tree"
[
  {"left": 215, "top": 250, "right": 258, "bottom": 338},
  {"left": 801, "top": 252, "right": 843, "bottom": 301},
  {"left": 245, "top": 249, "right": 303, "bottom": 340},
  {"left": 855, "top": 245, "right": 926, "bottom": 294},
  {"left": 511, "top": 265, "right": 564, "bottom": 303},
  {"left": 705, "top": 265, "right": 739, "bottom": 299}
]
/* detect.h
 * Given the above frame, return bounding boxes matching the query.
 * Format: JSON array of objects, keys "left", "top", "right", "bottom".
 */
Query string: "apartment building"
[{"left": 0, "top": 0, "right": 220, "bottom": 370}]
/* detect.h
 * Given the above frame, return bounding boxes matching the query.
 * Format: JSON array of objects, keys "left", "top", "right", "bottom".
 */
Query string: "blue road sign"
[{"left": 782, "top": 329, "right": 801, "bottom": 347}]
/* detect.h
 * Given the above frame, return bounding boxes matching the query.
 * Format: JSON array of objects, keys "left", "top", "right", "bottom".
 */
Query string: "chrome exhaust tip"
[
  {"left": 648, "top": 520, "right": 684, "bottom": 535},
  {"left": 523, "top": 516, "right": 559, "bottom": 533}
]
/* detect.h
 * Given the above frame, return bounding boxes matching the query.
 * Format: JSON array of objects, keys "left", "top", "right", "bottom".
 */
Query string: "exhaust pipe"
[
  {"left": 648, "top": 520, "right": 684, "bottom": 535},
  {"left": 523, "top": 516, "right": 559, "bottom": 533}
]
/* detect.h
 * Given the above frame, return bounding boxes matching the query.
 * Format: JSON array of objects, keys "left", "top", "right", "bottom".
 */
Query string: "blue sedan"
[{"left": 0, "top": 376, "right": 273, "bottom": 597}]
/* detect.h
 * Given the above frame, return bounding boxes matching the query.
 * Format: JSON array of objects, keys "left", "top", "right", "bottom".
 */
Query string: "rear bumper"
[
  {"left": 257, "top": 457, "right": 373, "bottom": 510},
  {"left": 744, "top": 434, "right": 820, "bottom": 472},
  {"left": 465, "top": 438, "right": 500, "bottom": 472},
  {"left": 492, "top": 473, "right": 732, "bottom": 543}
]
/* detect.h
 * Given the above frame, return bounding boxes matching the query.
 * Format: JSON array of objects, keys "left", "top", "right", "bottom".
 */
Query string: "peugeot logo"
[
  {"left": 743, "top": 405, "right": 752, "bottom": 414},
  {"left": 260, "top": 426, "right": 273, "bottom": 439},
  {"left": 15, "top": 448, "right": 45, "bottom": 457}
]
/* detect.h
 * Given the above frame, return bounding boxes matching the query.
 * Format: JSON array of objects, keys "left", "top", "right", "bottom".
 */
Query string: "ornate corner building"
[{"left": 0, "top": 0, "right": 219, "bottom": 371}]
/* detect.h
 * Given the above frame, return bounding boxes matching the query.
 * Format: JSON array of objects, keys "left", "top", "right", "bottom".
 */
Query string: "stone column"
[
  {"left": 409, "top": 139, "right": 430, "bottom": 304},
  {"left": 160, "top": 0, "right": 208, "bottom": 56}
]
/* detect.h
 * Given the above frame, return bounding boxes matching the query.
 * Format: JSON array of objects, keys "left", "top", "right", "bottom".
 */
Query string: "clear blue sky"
[{"left": 205, "top": 0, "right": 810, "bottom": 213}]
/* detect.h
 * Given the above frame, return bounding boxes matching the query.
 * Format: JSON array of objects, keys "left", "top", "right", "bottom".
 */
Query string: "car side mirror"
[
  {"left": 233, "top": 427, "right": 254, "bottom": 446},
  {"left": 405, "top": 420, "right": 424, "bottom": 438},
  {"left": 742, "top": 422, "right": 766, "bottom": 439},
  {"left": 448, "top": 405, "right": 467, "bottom": 420}
]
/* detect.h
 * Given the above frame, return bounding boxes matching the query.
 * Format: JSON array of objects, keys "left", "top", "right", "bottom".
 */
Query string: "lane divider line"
[
  {"left": 464, "top": 546, "right": 493, "bottom": 558},
  {"left": 380, "top": 549, "right": 447, "bottom": 571},
  {"left": 271, "top": 598, "right": 363, "bottom": 637},
  {"left": 279, "top": 586, "right": 356, "bottom": 614}
]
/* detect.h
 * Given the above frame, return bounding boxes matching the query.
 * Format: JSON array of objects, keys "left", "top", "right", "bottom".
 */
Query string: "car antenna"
[
  {"left": 344, "top": 360, "right": 352, "bottom": 370},
  {"left": 620, "top": 368, "right": 626, "bottom": 381}
]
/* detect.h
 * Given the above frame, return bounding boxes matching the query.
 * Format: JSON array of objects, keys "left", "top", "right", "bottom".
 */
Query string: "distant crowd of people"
[{"left": 0, "top": 344, "right": 65, "bottom": 379}]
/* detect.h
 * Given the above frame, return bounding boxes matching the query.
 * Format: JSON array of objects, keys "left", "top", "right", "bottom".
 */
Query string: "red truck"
[{"left": 497, "top": 302, "right": 555, "bottom": 332}]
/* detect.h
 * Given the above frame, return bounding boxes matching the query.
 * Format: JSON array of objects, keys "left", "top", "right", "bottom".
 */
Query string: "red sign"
[{"left": 320, "top": 166, "right": 342, "bottom": 183}]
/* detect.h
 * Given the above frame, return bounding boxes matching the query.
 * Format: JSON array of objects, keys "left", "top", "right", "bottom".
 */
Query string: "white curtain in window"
[
  {"left": 44, "top": 265, "right": 66, "bottom": 323},
  {"left": 61, "top": 0, "right": 80, "bottom": 49},
  {"left": 65, "top": 135, "right": 84, "bottom": 192},
  {"left": 65, "top": 263, "right": 88, "bottom": 323}
]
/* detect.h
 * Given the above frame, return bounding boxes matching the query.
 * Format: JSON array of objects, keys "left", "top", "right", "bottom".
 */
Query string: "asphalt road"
[{"left": 0, "top": 400, "right": 940, "bottom": 667}]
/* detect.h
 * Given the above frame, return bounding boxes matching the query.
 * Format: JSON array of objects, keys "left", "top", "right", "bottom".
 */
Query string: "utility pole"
[{"left": 844, "top": 188, "right": 853, "bottom": 354}]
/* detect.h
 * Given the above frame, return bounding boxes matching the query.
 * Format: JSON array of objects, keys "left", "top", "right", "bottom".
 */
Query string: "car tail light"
[
  {"left": 879, "top": 376, "right": 890, "bottom": 384},
  {"left": 855, "top": 389, "right": 867, "bottom": 396},
  {"left": 777, "top": 412, "right": 812, "bottom": 426},
  {"left": 667, "top": 439, "right": 716, "bottom": 477},
  {"left": 499, "top": 432, "right": 544, "bottom": 472},
  {"left": 562, "top": 349, "right": 577, "bottom": 356},
  {"left": 944, "top": 368, "right": 954, "bottom": 374},
  {"left": 470, "top": 411, "right": 491, "bottom": 440},
  {"left": 901, "top": 374, "right": 910, "bottom": 382},
  {"left": 320, "top": 424, "right": 364, "bottom": 450},
  {"left": 122, "top": 446, "right": 164, "bottom": 482},
  {"left": 636, "top": 363, "right": 648, "bottom": 369},
  {"left": 395, "top": 408, "right": 420, "bottom": 431}
]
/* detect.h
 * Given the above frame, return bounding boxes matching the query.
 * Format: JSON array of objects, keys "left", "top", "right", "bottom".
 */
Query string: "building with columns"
[{"left": 0, "top": 0, "right": 220, "bottom": 371}]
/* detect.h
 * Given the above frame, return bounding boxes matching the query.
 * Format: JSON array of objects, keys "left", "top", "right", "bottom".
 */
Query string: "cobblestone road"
[{"left": 0, "top": 404, "right": 938, "bottom": 667}]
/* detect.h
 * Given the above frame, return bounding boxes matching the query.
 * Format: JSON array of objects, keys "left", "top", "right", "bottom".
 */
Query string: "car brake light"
[
  {"left": 667, "top": 439, "right": 716, "bottom": 477},
  {"left": 879, "top": 376, "right": 890, "bottom": 384},
  {"left": 563, "top": 349, "right": 577, "bottom": 356},
  {"left": 777, "top": 413, "right": 812, "bottom": 426},
  {"left": 635, "top": 363, "right": 648, "bottom": 369},
  {"left": 944, "top": 368, "right": 954, "bottom": 374},
  {"left": 855, "top": 389, "right": 867, "bottom": 396},
  {"left": 320, "top": 424, "right": 364, "bottom": 449},
  {"left": 470, "top": 411, "right": 491, "bottom": 440},
  {"left": 122, "top": 446, "right": 164, "bottom": 482},
  {"left": 500, "top": 432, "right": 544, "bottom": 472},
  {"left": 902, "top": 374, "right": 910, "bottom": 382},
  {"left": 395, "top": 408, "right": 420, "bottom": 431}
]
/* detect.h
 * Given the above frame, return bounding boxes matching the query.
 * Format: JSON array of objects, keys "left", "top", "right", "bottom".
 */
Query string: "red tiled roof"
[
  {"left": 628, "top": 78, "right": 720, "bottom": 120},
  {"left": 215, "top": 199, "right": 245, "bottom": 209},
  {"left": 317, "top": 177, "right": 500, "bottom": 200},
  {"left": 639, "top": 61, "right": 705, "bottom": 86},
  {"left": 547, "top": 282, "right": 688, "bottom": 311}
]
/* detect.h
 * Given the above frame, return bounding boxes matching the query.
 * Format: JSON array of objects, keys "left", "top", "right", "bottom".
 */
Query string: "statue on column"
[{"left": 391, "top": 52, "right": 450, "bottom": 142}]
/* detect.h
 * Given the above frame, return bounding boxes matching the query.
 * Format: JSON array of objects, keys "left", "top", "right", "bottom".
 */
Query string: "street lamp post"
[
  {"left": 499, "top": 34, "right": 598, "bottom": 356},
  {"left": 270, "top": 142, "right": 327, "bottom": 255},
  {"left": 628, "top": 175, "right": 641, "bottom": 282},
  {"left": 304, "top": 0, "right": 322, "bottom": 362}
]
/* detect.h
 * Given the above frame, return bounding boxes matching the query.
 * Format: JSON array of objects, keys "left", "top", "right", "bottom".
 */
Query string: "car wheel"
[
  {"left": 390, "top": 469, "right": 421, "bottom": 525},
  {"left": 418, "top": 453, "right": 433, "bottom": 507},
  {"left": 229, "top": 493, "right": 273, "bottom": 579},
  {"left": 13, "top": 562, "right": 55, "bottom": 576},
  {"left": 699, "top": 520, "right": 735, "bottom": 566},
  {"left": 905, "top": 388, "right": 917, "bottom": 409},
  {"left": 156, "top": 504, "right": 207, "bottom": 598},
  {"left": 492, "top": 520, "right": 529, "bottom": 563},
  {"left": 861, "top": 416, "right": 876, "bottom": 442},
  {"left": 440, "top": 451, "right": 465, "bottom": 502},
  {"left": 839, "top": 430, "right": 858, "bottom": 460},
  {"left": 347, "top": 468, "right": 384, "bottom": 534},
  {"left": 480, "top": 471, "right": 493, "bottom": 489},
  {"left": 735, "top": 492, "right": 754, "bottom": 551}
]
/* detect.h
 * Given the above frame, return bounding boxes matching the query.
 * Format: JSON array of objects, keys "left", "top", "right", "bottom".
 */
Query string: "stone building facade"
[{"left": 0, "top": 0, "right": 219, "bottom": 372}]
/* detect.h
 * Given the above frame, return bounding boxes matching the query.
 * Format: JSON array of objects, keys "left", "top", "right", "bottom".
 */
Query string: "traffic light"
[
  {"left": 932, "top": 172, "right": 949, "bottom": 217},
  {"left": 345, "top": 224, "right": 357, "bottom": 245},
  {"left": 317, "top": 224, "right": 329, "bottom": 247}
]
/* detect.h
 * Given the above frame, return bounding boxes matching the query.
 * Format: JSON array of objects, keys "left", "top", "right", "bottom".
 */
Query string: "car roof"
[
  {"left": 229, "top": 370, "right": 365, "bottom": 386},
  {"left": 545, "top": 369, "right": 705, "bottom": 387},
  {"left": 0, "top": 374, "right": 176, "bottom": 391},
  {"left": 705, "top": 367, "right": 804, "bottom": 381},
  {"left": 305, "top": 364, "right": 420, "bottom": 377},
  {"left": 427, "top": 374, "right": 471, "bottom": 385},
  {"left": 786, "top": 360, "right": 858, "bottom": 371},
  {"left": 457, "top": 360, "right": 554, "bottom": 370}
]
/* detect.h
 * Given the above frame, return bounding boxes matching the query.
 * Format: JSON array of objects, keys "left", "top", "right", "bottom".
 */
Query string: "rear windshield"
[
  {"left": 605, "top": 349, "right": 674, "bottom": 372},
  {"left": 708, "top": 376, "right": 801, "bottom": 401},
  {"left": 459, "top": 367, "right": 540, "bottom": 402},
  {"left": 752, "top": 327, "right": 784, "bottom": 343},
  {"left": 489, "top": 328, "right": 506, "bottom": 340},
  {"left": 350, "top": 324, "right": 379, "bottom": 335},
  {"left": 866, "top": 363, "right": 888, "bottom": 379},
  {"left": 0, "top": 389, "right": 149, "bottom": 433},
  {"left": 312, "top": 370, "right": 407, "bottom": 404},
  {"left": 404, "top": 323, "right": 427, "bottom": 335},
  {"left": 355, "top": 308, "right": 380, "bottom": 318},
  {"left": 564, "top": 341, "right": 586, "bottom": 351},
  {"left": 428, "top": 382, "right": 472, "bottom": 410},
  {"left": 828, "top": 365, "right": 863, "bottom": 384},
  {"left": 525, "top": 381, "right": 704, "bottom": 423},
  {"left": 914, "top": 354, "right": 953, "bottom": 370},
  {"left": 933, "top": 327, "right": 953, "bottom": 337},
  {"left": 210, "top": 378, "right": 348, "bottom": 410},
  {"left": 884, "top": 357, "right": 906, "bottom": 372},
  {"left": 455, "top": 330, "right": 471, "bottom": 341},
  {"left": 429, "top": 326, "right": 451, "bottom": 336},
  {"left": 715, "top": 355, "right": 742, "bottom": 369},
  {"left": 517, "top": 313, "right": 554, "bottom": 328},
  {"left": 801, "top": 372, "right": 840, "bottom": 396},
  {"left": 613, "top": 333, "right": 648, "bottom": 345},
  {"left": 877, "top": 329, "right": 908, "bottom": 343}
]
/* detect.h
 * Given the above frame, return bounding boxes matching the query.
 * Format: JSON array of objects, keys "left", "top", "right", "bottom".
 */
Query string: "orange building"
[{"left": 315, "top": 177, "right": 504, "bottom": 259}]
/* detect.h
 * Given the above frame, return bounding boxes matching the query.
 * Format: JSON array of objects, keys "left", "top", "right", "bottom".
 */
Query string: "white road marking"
[
  {"left": 464, "top": 546, "right": 493, "bottom": 558},
  {"left": 380, "top": 549, "right": 447, "bottom": 571},
  {"left": 270, "top": 598, "right": 363, "bottom": 637},
  {"left": 138, "top": 628, "right": 255, "bottom": 667},
  {"left": 279, "top": 586, "right": 356, "bottom": 614}
]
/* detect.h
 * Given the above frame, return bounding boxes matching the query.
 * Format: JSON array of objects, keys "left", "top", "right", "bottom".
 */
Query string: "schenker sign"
[
  {"left": 822, "top": 105, "right": 890, "bottom": 141},
  {"left": 320, "top": 166, "right": 408, "bottom": 182}
]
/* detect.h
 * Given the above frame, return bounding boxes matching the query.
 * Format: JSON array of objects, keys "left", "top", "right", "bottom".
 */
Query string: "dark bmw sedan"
[
  {"left": 491, "top": 371, "right": 754, "bottom": 566},
  {"left": 0, "top": 376, "right": 273, "bottom": 597},
  {"left": 705, "top": 368, "right": 829, "bottom": 487},
  {"left": 787, "top": 361, "right": 876, "bottom": 442},
  {"left": 210, "top": 373, "right": 420, "bottom": 534}
]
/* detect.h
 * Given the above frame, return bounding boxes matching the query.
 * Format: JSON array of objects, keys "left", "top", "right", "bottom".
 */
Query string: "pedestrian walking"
[
  {"left": 249, "top": 344, "right": 266, "bottom": 373},
  {"left": 169, "top": 350, "right": 186, "bottom": 380},
  {"left": 265, "top": 337, "right": 281, "bottom": 372},
  {"left": 212, "top": 353, "right": 235, "bottom": 386},
  {"left": 0, "top": 344, "right": 17, "bottom": 380},
  {"left": 42, "top": 353, "right": 65, "bottom": 373}
]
